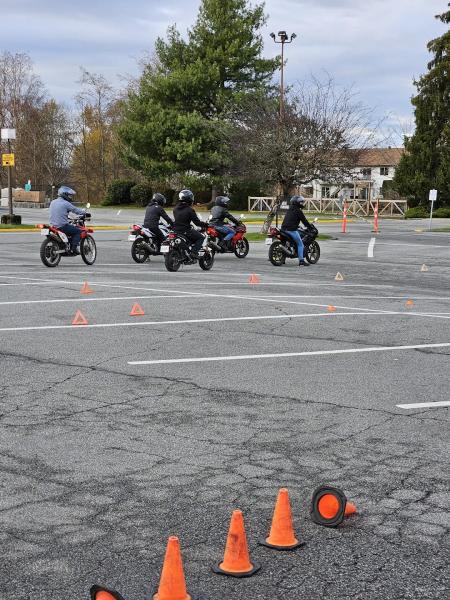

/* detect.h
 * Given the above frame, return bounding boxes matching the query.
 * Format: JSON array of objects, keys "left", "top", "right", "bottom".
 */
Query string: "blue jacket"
[{"left": 49, "top": 197, "right": 85, "bottom": 228}]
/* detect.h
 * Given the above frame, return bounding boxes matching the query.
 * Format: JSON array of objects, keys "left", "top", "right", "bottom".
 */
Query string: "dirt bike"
[
  {"left": 38, "top": 213, "right": 96, "bottom": 267},
  {"left": 161, "top": 229, "right": 215, "bottom": 272},
  {"left": 206, "top": 223, "right": 249, "bottom": 258},
  {"left": 266, "top": 225, "right": 320, "bottom": 266},
  {"left": 128, "top": 223, "right": 171, "bottom": 263}
]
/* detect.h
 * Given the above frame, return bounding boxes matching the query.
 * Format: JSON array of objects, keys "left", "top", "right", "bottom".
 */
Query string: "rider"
[
  {"left": 143, "top": 192, "right": 173, "bottom": 250},
  {"left": 49, "top": 186, "right": 89, "bottom": 255},
  {"left": 209, "top": 196, "right": 241, "bottom": 247},
  {"left": 281, "top": 195, "right": 312, "bottom": 267},
  {"left": 173, "top": 189, "right": 207, "bottom": 258}
]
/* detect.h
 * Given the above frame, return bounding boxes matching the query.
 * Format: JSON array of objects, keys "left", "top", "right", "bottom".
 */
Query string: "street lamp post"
[
  {"left": 1, "top": 128, "right": 17, "bottom": 222},
  {"left": 270, "top": 31, "right": 297, "bottom": 119}
]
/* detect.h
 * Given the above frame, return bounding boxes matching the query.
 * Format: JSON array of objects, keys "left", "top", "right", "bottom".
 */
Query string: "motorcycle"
[
  {"left": 266, "top": 224, "right": 320, "bottom": 266},
  {"left": 206, "top": 223, "right": 249, "bottom": 258},
  {"left": 161, "top": 229, "right": 215, "bottom": 272},
  {"left": 128, "top": 223, "right": 171, "bottom": 263},
  {"left": 38, "top": 210, "right": 96, "bottom": 267}
]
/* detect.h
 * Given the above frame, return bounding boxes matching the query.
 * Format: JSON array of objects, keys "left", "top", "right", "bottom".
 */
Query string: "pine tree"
[{"left": 394, "top": 4, "right": 450, "bottom": 205}]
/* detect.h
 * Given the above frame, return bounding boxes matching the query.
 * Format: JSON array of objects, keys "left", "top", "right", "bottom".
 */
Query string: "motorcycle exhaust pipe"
[
  {"left": 279, "top": 245, "right": 295, "bottom": 257},
  {"left": 208, "top": 240, "right": 222, "bottom": 251}
]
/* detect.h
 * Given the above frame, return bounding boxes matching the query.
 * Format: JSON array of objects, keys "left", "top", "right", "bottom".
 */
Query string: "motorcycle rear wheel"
[
  {"left": 131, "top": 238, "right": 150, "bottom": 263},
  {"left": 305, "top": 241, "right": 320, "bottom": 264},
  {"left": 81, "top": 235, "right": 97, "bottom": 265},
  {"left": 165, "top": 249, "right": 182, "bottom": 272},
  {"left": 40, "top": 238, "right": 61, "bottom": 267},
  {"left": 268, "top": 241, "right": 286, "bottom": 266},
  {"left": 199, "top": 250, "right": 215, "bottom": 270},
  {"left": 234, "top": 237, "right": 249, "bottom": 258}
]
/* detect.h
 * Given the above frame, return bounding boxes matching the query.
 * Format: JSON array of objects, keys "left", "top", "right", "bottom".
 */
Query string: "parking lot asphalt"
[{"left": 0, "top": 220, "right": 449, "bottom": 600}]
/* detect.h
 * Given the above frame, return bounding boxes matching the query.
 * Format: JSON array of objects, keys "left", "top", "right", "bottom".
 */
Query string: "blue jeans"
[
  {"left": 215, "top": 225, "right": 235, "bottom": 241},
  {"left": 59, "top": 223, "right": 81, "bottom": 250},
  {"left": 281, "top": 228, "right": 304, "bottom": 261}
]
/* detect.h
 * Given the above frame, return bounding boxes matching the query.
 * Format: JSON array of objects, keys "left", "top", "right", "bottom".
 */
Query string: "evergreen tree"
[
  {"left": 119, "top": 0, "right": 278, "bottom": 190},
  {"left": 394, "top": 4, "right": 450, "bottom": 205}
]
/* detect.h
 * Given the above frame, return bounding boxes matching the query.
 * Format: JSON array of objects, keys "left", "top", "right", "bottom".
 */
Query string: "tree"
[
  {"left": 394, "top": 4, "right": 450, "bottom": 206},
  {"left": 119, "top": 0, "right": 279, "bottom": 197}
]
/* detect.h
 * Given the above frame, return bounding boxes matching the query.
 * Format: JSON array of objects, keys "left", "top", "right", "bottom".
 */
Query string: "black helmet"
[
  {"left": 290, "top": 195, "right": 306, "bottom": 207},
  {"left": 178, "top": 189, "right": 194, "bottom": 205},
  {"left": 215, "top": 196, "right": 231, "bottom": 208},
  {"left": 152, "top": 192, "right": 166, "bottom": 206}
]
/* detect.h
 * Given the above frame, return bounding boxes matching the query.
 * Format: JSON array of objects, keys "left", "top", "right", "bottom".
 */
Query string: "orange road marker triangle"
[
  {"left": 72, "top": 310, "right": 88, "bottom": 326},
  {"left": 335, "top": 272, "right": 344, "bottom": 281},
  {"left": 327, "top": 305, "right": 337, "bottom": 312},
  {"left": 153, "top": 536, "right": 192, "bottom": 600},
  {"left": 130, "top": 303, "right": 145, "bottom": 316},
  {"left": 405, "top": 299, "right": 414, "bottom": 308},
  {"left": 248, "top": 274, "right": 260, "bottom": 284},
  {"left": 421, "top": 264, "right": 429, "bottom": 272},
  {"left": 80, "top": 281, "right": 93, "bottom": 294},
  {"left": 260, "top": 488, "right": 304, "bottom": 550}
]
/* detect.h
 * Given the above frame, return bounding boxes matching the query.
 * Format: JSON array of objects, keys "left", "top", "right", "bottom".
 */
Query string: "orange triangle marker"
[
  {"left": 405, "top": 299, "right": 414, "bottom": 308},
  {"left": 249, "top": 274, "right": 260, "bottom": 284},
  {"left": 130, "top": 303, "right": 145, "bottom": 316},
  {"left": 80, "top": 281, "right": 93, "bottom": 294},
  {"left": 327, "top": 305, "right": 337, "bottom": 312},
  {"left": 212, "top": 509, "right": 260, "bottom": 577},
  {"left": 153, "top": 536, "right": 192, "bottom": 600},
  {"left": 72, "top": 310, "right": 88, "bottom": 326},
  {"left": 335, "top": 272, "right": 344, "bottom": 281},
  {"left": 260, "top": 488, "right": 304, "bottom": 550}
]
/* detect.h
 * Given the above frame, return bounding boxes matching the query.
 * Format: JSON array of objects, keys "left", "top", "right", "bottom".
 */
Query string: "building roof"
[{"left": 355, "top": 148, "right": 404, "bottom": 167}]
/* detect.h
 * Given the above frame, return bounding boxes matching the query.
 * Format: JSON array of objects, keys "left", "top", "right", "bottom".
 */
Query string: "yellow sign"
[{"left": 2, "top": 153, "right": 14, "bottom": 167}]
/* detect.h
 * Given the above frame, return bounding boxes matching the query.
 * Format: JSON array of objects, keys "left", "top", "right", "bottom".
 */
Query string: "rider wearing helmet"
[
  {"left": 281, "top": 195, "right": 312, "bottom": 267},
  {"left": 209, "top": 196, "right": 241, "bottom": 246},
  {"left": 49, "top": 186, "right": 88, "bottom": 255},
  {"left": 173, "top": 189, "right": 207, "bottom": 258},
  {"left": 143, "top": 192, "right": 174, "bottom": 249}
]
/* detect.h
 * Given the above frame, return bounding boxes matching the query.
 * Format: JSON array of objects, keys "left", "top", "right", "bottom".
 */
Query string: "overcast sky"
[{"left": 2, "top": 0, "right": 447, "bottom": 137}]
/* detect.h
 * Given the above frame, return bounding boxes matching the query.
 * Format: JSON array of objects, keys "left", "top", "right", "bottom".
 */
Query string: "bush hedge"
[
  {"left": 433, "top": 206, "right": 450, "bottom": 218},
  {"left": 404, "top": 206, "right": 429, "bottom": 219},
  {"left": 103, "top": 179, "right": 136, "bottom": 205},
  {"left": 130, "top": 182, "right": 153, "bottom": 206}
]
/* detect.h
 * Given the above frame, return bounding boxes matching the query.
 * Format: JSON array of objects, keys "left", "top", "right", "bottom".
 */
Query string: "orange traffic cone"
[
  {"left": 90, "top": 585, "right": 126, "bottom": 600},
  {"left": 72, "top": 309, "right": 88, "bottom": 326},
  {"left": 260, "top": 488, "right": 304, "bottom": 550},
  {"left": 248, "top": 274, "right": 260, "bottom": 284},
  {"left": 311, "top": 485, "right": 358, "bottom": 528},
  {"left": 405, "top": 299, "right": 414, "bottom": 308},
  {"left": 212, "top": 510, "right": 260, "bottom": 577},
  {"left": 327, "top": 305, "right": 337, "bottom": 312},
  {"left": 153, "top": 536, "right": 192, "bottom": 600},
  {"left": 130, "top": 303, "right": 145, "bottom": 316},
  {"left": 80, "top": 281, "right": 93, "bottom": 294}
]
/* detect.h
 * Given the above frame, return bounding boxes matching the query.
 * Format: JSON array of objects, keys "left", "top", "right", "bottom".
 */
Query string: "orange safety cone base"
[
  {"left": 344, "top": 501, "right": 357, "bottom": 516},
  {"left": 259, "top": 537, "right": 305, "bottom": 551},
  {"left": 212, "top": 561, "right": 260, "bottom": 578},
  {"left": 90, "top": 585, "right": 126, "bottom": 600},
  {"left": 311, "top": 485, "right": 349, "bottom": 528}
]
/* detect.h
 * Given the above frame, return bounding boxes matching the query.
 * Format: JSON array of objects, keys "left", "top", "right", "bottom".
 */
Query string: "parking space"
[{"left": 0, "top": 224, "right": 449, "bottom": 599}]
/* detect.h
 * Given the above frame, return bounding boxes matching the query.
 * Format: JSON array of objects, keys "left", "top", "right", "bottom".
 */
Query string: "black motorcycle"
[
  {"left": 267, "top": 225, "right": 320, "bottom": 266},
  {"left": 161, "top": 230, "right": 215, "bottom": 272},
  {"left": 128, "top": 223, "right": 171, "bottom": 263}
]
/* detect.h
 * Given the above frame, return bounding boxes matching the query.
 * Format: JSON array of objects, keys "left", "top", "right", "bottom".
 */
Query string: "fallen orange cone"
[
  {"left": 212, "top": 509, "right": 260, "bottom": 577},
  {"left": 130, "top": 303, "right": 145, "bottom": 316},
  {"left": 80, "top": 281, "right": 93, "bottom": 294},
  {"left": 90, "top": 585, "right": 126, "bottom": 600},
  {"left": 311, "top": 485, "right": 357, "bottom": 528},
  {"left": 327, "top": 305, "right": 337, "bottom": 312},
  {"left": 72, "top": 309, "right": 88, "bottom": 326},
  {"left": 153, "top": 536, "right": 192, "bottom": 600},
  {"left": 260, "top": 488, "right": 304, "bottom": 550},
  {"left": 248, "top": 274, "right": 260, "bottom": 284}
]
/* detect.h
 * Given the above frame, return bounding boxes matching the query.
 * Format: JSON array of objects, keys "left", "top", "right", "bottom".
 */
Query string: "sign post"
[
  {"left": 429, "top": 189, "right": 437, "bottom": 231},
  {"left": 1, "top": 128, "right": 16, "bottom": 221}
]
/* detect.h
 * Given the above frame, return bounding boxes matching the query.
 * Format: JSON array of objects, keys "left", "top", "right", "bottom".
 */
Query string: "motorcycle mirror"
[
  {"left": 240, "top": 214, "right": 246, "bottom": 219},
  {"left": 86, "top": 202, "right": 91, "bottom": 209},
  {"left": 314, "top": 217, "right": 318, "bottom": 222}
]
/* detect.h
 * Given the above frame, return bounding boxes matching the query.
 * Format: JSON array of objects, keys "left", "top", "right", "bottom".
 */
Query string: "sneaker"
[
  {"left": 190, "top": 251, "right": 200, "bottom": 260},
  {"left": 298, "top": 260, "right": 309, "bottom": 267},
  {"left": 71, "top": 248, "right": 80, "bottom": 256}
]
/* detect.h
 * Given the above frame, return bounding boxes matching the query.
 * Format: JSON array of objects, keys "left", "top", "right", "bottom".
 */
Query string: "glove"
[{"left": 85, "top": 212, "right": 91, "bottom": 218}]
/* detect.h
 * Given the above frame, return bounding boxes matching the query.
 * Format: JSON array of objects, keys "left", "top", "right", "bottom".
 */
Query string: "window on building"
[
  {"left": 380, "top": 166, "right": 389, "bottom": 176},
  {"left": 321, "top": 186, "right": 330, "bottom": 198},
  {"left": 361, "top": 168, "right": 372, "bottom": 178}
]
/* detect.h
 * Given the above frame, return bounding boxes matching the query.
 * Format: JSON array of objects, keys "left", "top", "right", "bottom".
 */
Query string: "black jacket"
[
  {"left": 281, "top": 206, "right": 311, "bottom": 231},
  {"left": 209, "top": 205, "right": 240, "bottom": 226},
  {"left": 143, "top": 202, "right": 173, "bottom": 229},
  {"left": 173, "top": 202, "right": 205, "bottom": 233}
]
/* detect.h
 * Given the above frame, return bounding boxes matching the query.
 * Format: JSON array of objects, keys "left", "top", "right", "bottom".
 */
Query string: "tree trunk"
[
  {"left": 211, "top": 184, "right": 218, "bottom": 204},
  {"left": 261, "top": 185, "right": 289, "bottom": 233}
]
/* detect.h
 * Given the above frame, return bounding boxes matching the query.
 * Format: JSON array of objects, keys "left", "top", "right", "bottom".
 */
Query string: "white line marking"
[
  {"left": 368, "top": 237, "right": 376, "bottom": 258},
  {"left": 0, "top": 294, "right": 203, "bottom": 306},
  {"left": 128, "top": 341, "right": 450, "bottom": 365},
  {"left": 397, "top": 401, "right": 450, "bottom": 410}
]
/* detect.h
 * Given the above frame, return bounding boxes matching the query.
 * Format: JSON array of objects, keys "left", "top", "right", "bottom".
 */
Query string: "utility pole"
[
  {"left": 270, "top": 31, "right": 297, "bottom": 119},
  {"left": 1, "top": 128, "right": 17, "bottom": 224}
]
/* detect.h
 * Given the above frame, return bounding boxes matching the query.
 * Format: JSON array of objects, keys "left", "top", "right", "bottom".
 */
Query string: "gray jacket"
[{"left": 49, "top": 197, "right": 85, "bottom": 228}]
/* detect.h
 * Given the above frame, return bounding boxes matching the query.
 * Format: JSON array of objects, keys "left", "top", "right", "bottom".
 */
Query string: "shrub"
[
  {"left": 229, "top": 180, "right": 267, "bottom": 210},
  {"left": 103, "top": 179, "right": 136, "bottom": 205},
  {"left": 130, "top": 182, "right": 153, "bottom": 206},
  {"left": 433, "top": 206, "right": 450, "bottom": 218},
  {"left": 404, "top": 206, "right": 429, "bottom": 219}
]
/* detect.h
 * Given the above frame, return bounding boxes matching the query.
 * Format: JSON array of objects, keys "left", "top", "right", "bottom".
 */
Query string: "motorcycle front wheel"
[
  {"left": 40, "top": 238, "right": 61, "bottom": 267},
  {"left": 268, "top": 241, "right": 286, "bottom": 266},
  {"left": 164, "top": 249, "right": 182, "bottom": 272},
  {"left": 234, "top": 237, "right": 249, "bottom": 258},
  {"left": 131, "top": 238, "right": 150, "bottom": 263},
  {"left": 81, "top": 235, "right": 97, "bottom": 265},
  {"left": 199, "top": 250, "right": 215, "bottom": 271},
  {"left": 305, "top": 241, "right": 320, "bottom": 264}
]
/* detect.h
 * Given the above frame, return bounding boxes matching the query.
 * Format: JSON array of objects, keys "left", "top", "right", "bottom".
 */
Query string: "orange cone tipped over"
[
  {"left": 311, "top": 485, "right": 358, "bottom": 528},
  {"left": 153, "top": 536, "right": 191, "bottom": 600},
  {"left": 90, "top": 585, "right": 126, "bottom": 600},
  {"left": 72, "top": 309, "right": 88, "bottom": 326},
  {"left": 260, "top": 488, "right": 304, "bottom": 550},
  {"left": 212, "top": 510, "right": 260, "bottom": 577}
]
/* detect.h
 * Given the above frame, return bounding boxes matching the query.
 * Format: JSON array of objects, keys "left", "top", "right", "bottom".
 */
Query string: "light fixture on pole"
[
  {"left": 270, "top": 31, "right": 297, "bottom": 119},
  {"left": 1, "top": 128, "right": 17, "bottom": 223}
]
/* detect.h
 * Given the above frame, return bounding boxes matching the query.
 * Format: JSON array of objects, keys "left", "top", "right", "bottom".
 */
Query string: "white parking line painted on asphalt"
[
  {"left": 0, "top": 294, "right": 204, "bottom": 306},
  {"left": 368, "top": 237, "right": 376, "bottom": 258},
  {"left": 128, "top": 341, "right": 450, "bottom": 366},
  {"left": 397, "top": 401, "right": 450, "bottom": 410}
]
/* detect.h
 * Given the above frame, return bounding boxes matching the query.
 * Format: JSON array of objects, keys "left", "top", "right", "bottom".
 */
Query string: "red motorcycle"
[
  {"left": 38, "top": 213, "right": 96, "bottom": 267},
  {"left": 206, "top": 223, "right": 249, "bottom": 258}
]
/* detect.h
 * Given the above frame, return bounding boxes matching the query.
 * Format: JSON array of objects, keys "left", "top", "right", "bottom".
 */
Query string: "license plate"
[
  {"left": 265, "top": 237, "right": 272, "bottom": 245},
  {"left": 160, "top": 244, "right": 170, "bottom": 253},
  {"left": 40, "top": 229, "right": 49, "bottom": 236},
  {"left": 128, "top": 234, "right": 136, "bottom": 241}
]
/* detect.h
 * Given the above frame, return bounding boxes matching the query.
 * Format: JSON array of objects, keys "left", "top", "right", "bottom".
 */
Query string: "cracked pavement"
[{"left": 0, "top": 221, "right": 449, "bottom": 599}]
